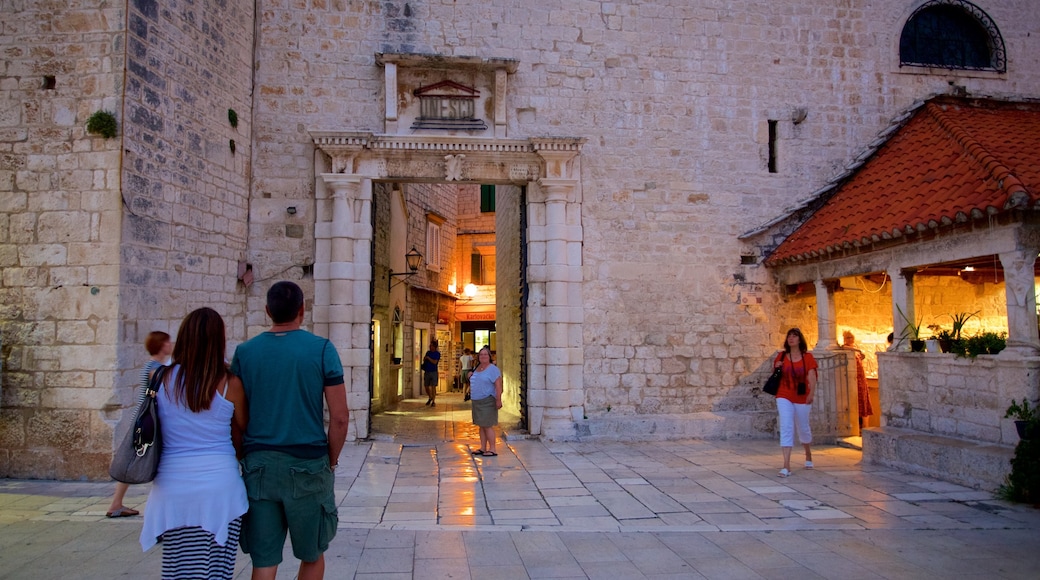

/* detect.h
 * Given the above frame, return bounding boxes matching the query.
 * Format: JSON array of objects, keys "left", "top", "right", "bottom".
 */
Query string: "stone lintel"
[{"left": 375, "top": 52, "right": 519, "bottom": 74}]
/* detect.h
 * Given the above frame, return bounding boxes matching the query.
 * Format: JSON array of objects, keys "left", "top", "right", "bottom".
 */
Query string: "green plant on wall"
[
  {"left": 228, "top": 108, "right": 238, "bottom": 128},
  {"left": 955, "top": 331, "right": 1006, "bottom": 357},
  {"left": 86, "top": 110, "right": 117, "bottom": 139},
  {"left": 950, "top": 311, "right": 979, "bottom": 340}
]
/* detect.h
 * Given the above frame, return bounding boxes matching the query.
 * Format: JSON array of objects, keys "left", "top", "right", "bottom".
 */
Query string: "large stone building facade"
[{"left": 2, "top": 0, "right": 1039, "bottom": 479}]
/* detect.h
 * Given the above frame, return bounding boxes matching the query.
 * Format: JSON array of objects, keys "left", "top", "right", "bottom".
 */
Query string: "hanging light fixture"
[{"left": 389, "top": 247, "right": 423, "bottom": 290}]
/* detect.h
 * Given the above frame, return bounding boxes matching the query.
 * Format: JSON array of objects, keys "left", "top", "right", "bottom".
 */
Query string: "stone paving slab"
[{"left": 3, "top": 394, "right": 1040, "bottom": 578}]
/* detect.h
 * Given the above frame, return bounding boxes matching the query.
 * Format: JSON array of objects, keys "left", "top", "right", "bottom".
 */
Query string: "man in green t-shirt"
[{"left": 231, "top": 281, "right": 348, "bottom": 580}]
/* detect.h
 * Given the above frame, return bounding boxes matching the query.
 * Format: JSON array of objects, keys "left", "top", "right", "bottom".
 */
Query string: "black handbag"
[
  {"left": 109, "top": 365, "right": 168, "bottom": 484},
  {"left": 762, "top": 353, "right": 784, "bottom": 396}
]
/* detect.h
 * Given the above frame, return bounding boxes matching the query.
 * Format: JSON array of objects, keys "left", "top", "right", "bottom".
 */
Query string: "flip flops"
[
  {"left": 777, "top": 468, "right": 791, "bottom": 478},
  {"left": 482, "top": 451, "right": 498, "bottom": 457},
  {"left": 106, "top": 507, "right": 140, "bottom": 518},
  {"left": 471, "top": 449, "right": 485, "bottom": 455}
]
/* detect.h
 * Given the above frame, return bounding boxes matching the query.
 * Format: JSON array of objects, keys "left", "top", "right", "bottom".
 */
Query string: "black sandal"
[
  {"left": 471, "top": 449, "right": 485, "bottom": 455},
  {"left": 482, "top": 451, "right": 498, "bottom": 457}
]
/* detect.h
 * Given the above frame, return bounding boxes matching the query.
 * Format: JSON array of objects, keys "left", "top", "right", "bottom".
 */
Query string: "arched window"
[{"left": 899, "top": 0, "right": 1005, "bottom": 72}]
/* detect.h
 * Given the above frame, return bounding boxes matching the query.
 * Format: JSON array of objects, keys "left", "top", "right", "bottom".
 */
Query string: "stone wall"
[
  {"left": 0, "top": 0, "right": 255, "bottom": 479},
  {"left": 0, "top": 1, "right": 127, "bottom": 478},
  {"left": 878, "top": 352, "right": 1039, "bottom": 445}
]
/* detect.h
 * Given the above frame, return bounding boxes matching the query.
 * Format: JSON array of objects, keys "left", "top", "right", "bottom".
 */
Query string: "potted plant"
[
  {"left": 950, "top": 311, "right": 979, "bottom": 340},
  {"left": 935, "top": 329, "right": 955, "bottom": 353},
  {"left": 1004, "top": 398, "right": 1039, "bottom": 440},
  {"left": 926, "top": 324, "right": 943, "bottom": 353},
  {"left": 897, "top": 304, "right": 926, "bottom": 352}
]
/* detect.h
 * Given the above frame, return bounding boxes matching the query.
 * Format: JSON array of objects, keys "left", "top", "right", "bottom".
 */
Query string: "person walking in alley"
[
  {"left": 422, "top": 340, "right": 441, "bottom": 406},
  {"left": 773, "top": 328, "right": 817, "bottom": 477},
  {"left": 231, "top": 281, "right": 349, "bottom": 580}
]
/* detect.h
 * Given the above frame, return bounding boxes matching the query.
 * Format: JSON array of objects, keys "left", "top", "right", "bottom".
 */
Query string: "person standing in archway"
[
  {"left": 469, "top": 346, "right": 503, "bottom": 456},
  {"left": 422, "top": 340, "right": 441, "bottom": 407}
]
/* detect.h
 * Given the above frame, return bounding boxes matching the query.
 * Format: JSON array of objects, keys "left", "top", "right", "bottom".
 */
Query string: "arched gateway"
[{"left": 311, "top": 133, "right": 586, "bottom": 440}]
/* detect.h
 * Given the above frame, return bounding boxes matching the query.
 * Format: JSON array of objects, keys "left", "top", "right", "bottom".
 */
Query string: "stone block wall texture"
[
  {"left": 0, "top": 0, "right": 255, "bottom": 479},
  {"left": 878, "top": 353, "right": 1040, "bottom": 446},
  {"left": 247, "top": 0, "right": 1040, "bottom": 437},
  {"left": 0, "top": 0, "right": 126, "bottom": 478}
]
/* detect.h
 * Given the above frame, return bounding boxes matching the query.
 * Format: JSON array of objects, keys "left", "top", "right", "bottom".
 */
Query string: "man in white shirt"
[{"left": 459, "top": 348, "right": 474, "bottom": 400}]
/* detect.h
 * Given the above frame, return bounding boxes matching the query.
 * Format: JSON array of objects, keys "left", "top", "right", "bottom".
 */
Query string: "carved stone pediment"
[{"left": 377, "top": 53, "right": 519, "bottom": 138}]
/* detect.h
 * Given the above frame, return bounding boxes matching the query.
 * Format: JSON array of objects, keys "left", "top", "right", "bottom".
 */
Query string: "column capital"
[
  {"left": 532, "top": 138, "right": 584, "bottom": 180},
  {"left": 320, "top": 173, "right": 372, "bottom": 201},
  {"left": 532, "top": 178, "right": 579, "bottom": 204}
]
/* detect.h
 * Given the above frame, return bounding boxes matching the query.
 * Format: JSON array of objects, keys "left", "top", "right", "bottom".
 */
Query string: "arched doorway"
[{"left": 312, "top": 134, "right": 585, "bottom": 441}]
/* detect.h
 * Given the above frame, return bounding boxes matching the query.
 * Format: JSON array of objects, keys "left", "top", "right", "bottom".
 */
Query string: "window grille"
[{"left": 899, "top": 0, "right": 1005, "bottom": 72}]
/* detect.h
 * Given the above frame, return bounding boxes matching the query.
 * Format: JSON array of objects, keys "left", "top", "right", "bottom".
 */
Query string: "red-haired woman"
[
  {"left": 108, "top": 331, "right": 172, "bottom": 518},
  {"left": 140, "top": 308, "right": 248, "bottom": 579},
  {"left": 773, "top": 328, "right": 817, "bottom": 477}
]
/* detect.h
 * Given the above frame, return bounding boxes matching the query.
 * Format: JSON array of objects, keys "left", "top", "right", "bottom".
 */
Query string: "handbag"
[
  {"left": 762, "top": 353, "right": 784, "bottom": 396},
  {"left": 109, "top": 365, "right": 168, "bottom": 484}
]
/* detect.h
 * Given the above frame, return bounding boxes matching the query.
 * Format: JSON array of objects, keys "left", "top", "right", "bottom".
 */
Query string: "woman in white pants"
[{"left": 772, "top": 328, "right": 817, "bottom": 477}]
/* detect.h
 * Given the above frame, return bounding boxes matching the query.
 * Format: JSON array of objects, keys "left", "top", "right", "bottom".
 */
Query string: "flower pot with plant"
[
  {"left": 897, "top": 304, "right": 926, "bottom": 352},
  {"left": 934, "top": 329, "right": 955, "bottom": 353},
  {"left": 1005, "top": 398, "right": 1040, "bottom": 440}
]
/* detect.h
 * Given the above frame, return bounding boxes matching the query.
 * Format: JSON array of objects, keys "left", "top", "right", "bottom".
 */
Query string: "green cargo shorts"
[{"left": 240, "top": 451, "right": 338, "bottom": 567}]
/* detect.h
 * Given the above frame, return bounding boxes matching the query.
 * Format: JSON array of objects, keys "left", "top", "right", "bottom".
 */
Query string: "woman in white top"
[{"left": 140, "top": 308, "right": 248, "bottom": 579}]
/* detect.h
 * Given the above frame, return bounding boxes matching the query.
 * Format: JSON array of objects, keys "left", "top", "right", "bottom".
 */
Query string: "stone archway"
[{"left": 312, "top": 133, "right": 585, "bottom": 440}]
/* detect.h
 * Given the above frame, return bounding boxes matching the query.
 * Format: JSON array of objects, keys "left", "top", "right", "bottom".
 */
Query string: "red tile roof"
[{"left": 766, "top": 98, "right": 1040, "bottom": 266}]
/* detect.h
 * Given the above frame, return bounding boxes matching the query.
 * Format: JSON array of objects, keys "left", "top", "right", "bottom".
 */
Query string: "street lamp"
[{"left": 389, "top": 247, "right": 423, "bottom": 290}]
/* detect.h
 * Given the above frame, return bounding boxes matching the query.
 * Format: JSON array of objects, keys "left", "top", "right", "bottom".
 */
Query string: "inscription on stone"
[{"left": 412, "top": 80, "right": 488, "bottom": 131}]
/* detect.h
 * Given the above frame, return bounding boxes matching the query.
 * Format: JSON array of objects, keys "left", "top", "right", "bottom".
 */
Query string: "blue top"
[
  {"left": 421, "top": 350, "right": 440, "bottom": 372},
  {"left": 469, "top": 364, "right": 501, "bottom": 400},
  {"left": 231, "top": 329, "right": 344, "bottom": 458}
]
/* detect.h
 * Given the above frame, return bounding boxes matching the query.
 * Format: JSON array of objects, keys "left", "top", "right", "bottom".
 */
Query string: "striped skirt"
[{"left": 161, "top": 517, "right": 241, "bottom": 580}]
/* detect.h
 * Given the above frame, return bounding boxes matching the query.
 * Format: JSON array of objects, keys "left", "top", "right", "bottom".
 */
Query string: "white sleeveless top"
[{"left": 140, "top": 365, "right": 247, "bottom": 551}]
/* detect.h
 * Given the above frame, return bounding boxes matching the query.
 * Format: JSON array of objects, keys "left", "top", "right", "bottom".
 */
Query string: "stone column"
[
  {"left": 888, "top": 267, "right": 915, "bottom": 349},
  {"left": 813, "top": 278, "right": 838, "bottom": 351},
  {"left": 999, "top": 249, "right": 1040, "bottom": 357},
  {"left": 318, "top": 173, "right": 374, "bottom": 439},
  {"left": 528, "top": 146, "right": 584, "bottom": 439}
]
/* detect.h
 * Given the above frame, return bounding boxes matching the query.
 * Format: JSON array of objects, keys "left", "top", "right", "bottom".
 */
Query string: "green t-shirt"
[{"left": 231, "top": 329, "right": 344, "bottom": 458}]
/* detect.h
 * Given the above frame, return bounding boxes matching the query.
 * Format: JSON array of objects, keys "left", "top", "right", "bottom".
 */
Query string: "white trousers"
[{"left": 776, "top": 397, "right": 812, "bottom": 447}]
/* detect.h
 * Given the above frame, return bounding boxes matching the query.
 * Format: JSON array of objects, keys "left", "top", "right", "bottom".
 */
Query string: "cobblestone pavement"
[{"left": 2, "top": 391, "right": 1039, "bottom": 579}]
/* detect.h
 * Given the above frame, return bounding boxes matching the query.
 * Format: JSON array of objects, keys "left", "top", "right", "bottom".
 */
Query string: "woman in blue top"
[
  {"left": 468, "top": 346, "right": 503, "bottom": 456},
  {"left": 140, "top": 308, "right": 248, "bottom": 579}
]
